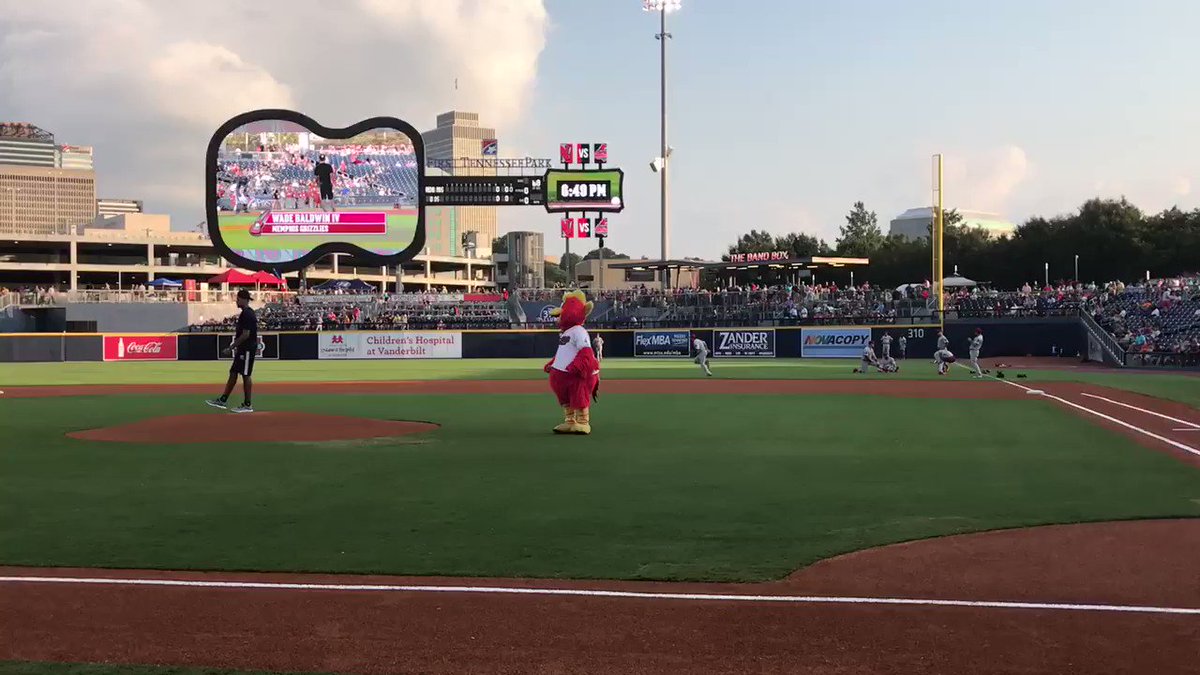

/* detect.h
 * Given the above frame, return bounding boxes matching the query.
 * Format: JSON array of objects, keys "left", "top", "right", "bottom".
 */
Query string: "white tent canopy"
[{"left": 942, "top": 274, "right": 977, "bottom": 288}]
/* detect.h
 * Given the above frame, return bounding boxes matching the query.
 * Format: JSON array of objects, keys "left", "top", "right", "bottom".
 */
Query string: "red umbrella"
[
  {"left": 251, "top": 271, "right": 286, "bottom": 287},
  {"left": 207, "top": 269, "right": 259, "bottom": 285}
]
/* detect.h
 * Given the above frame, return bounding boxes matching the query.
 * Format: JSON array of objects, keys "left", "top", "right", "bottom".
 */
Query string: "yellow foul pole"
[{"left": 932, "top": 154, "right": 944, "bottom": 325}]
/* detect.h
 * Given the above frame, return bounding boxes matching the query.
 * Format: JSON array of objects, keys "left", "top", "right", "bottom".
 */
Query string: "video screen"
[{"left": 211, "top": 118, "right": 421, "bottom": 267}]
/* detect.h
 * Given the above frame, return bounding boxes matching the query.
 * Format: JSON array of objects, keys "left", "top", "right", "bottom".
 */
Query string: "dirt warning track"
[{"left": 2, "top": 520, "right": 1198, "bottom": 675}]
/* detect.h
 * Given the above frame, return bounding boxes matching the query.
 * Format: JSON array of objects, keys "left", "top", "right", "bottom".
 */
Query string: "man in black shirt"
[
  {"left": 313, "top": 154, "right": 336, "bottom": 212},
  {"left": 207, "top": 289, "right": 257, "bottom": 413}
]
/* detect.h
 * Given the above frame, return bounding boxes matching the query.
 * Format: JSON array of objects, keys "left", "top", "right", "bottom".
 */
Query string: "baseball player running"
[
  {"left": 693, "top": 334, "right": 713, "bottom": 376},
  {"left": 880, "top": 333, "right": 892, "bottom": 358},
  {"left": 969, "top": 328, "right": 984, "bottom": 377}
]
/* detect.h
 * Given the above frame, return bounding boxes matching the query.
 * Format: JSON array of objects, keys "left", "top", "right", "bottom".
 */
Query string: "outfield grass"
[
  {"left": 2, "top": 391, "right": 1197, "bottom": 582},
  {"left": 2, "top": 358, "right": 1197, "bottom": 407}
]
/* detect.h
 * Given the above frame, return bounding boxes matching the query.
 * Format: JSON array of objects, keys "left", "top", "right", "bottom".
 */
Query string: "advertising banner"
[
  {"left": 102, "top": 335, "right": 179, "bottom": 362},
  {"left": 318, "top": 331, "right": 462, "bottom": 360},
  {"left": 801, "top": 327, "right": 871, "bottom": 358},
  {"left": 633, "top": 330, "right": 691, "bottom": 358},
  {"left": 714, "top": 329, "right": 775, "bottom": 357},
  {"left": 217, "top": 333, "right": 279, "bottom": 360}
]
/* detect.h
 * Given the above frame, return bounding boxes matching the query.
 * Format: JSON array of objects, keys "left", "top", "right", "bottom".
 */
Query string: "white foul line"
[
  {"left": 958, "top": 365, "right": 1200, "bottom": 458},
  {"left": 1079, "top": 392, "right": 1200, "bottom": 429},
  {"left": 0, "top": 575, "right": 1197, "bottom": 616}
]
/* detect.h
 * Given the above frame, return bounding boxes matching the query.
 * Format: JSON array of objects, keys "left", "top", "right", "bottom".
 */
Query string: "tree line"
[{"left": 722, "top": 198, "right": 1200, "bottom": 288}]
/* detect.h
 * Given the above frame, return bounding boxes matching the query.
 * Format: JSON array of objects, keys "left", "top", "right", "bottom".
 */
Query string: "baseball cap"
[{"left": 236, "top": 289, "right": 252, "bottom": 300}]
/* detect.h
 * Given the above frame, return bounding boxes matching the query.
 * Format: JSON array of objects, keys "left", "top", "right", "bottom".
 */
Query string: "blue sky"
[
  {"left": 508, "top": 0, "right": 1198, "bottom": 258},
  {"left": 1, "top": 0, "right": 1196, "bottom": 260}
]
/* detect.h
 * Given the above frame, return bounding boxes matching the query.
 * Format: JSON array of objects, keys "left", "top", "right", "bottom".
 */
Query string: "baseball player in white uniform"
[
  {"left": 693, "top": 334, "right": 713, "bottom": 376},
  {"left": 934, "top": 346, "right": 956, "bottom": 375},
  {"left": 857, "top": 341, "right": 879, "bottom": 374},
  {"left": 934, "top": 331, "right": 949, "bottom": 362},
  {"left": 592, "top": 334, "right": 604, "bottom": 362},
  {"left": 877, "top": 354, "right": 899, "bottom": 373},
  {"left": 880, "top": 333, "right": 892, "bottom": 358},
  {"left": 898, "top": 335, "right": 907, "bottom": 359},
  {"left": 968, "top": 328, "right": 984, "bottom": 377}
]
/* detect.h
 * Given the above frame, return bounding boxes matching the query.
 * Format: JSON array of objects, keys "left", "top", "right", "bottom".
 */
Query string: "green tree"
[
  {"left": 544, "top": 263, "right": 568, "bottom": 287},
  {"left": 726, "top": 229, "right": 777, "bottom": 256},
  {"left": 491, "top": 236, "right": 508, "bottom": 254},
  {"left": 581, "top": 247, "right": 629, "bottom": 261},
  {"left": 774, "top": 232, "right": 832, "bottom": 258},
  {"left": 836, "top": 201, "right": 884, "bottom": 257},
  {"left": 559, "top": 252, "right": 582, "bottom": 274}
]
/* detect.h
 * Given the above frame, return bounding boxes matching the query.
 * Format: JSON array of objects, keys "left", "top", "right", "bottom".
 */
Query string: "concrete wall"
[{"left": 64, "top": 303, "right": 191, "bottom": 332}]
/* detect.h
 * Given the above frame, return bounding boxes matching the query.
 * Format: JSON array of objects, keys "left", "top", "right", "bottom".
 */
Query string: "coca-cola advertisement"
[{"left": 103, "top": 335, "right": 179, "bottom": 362}]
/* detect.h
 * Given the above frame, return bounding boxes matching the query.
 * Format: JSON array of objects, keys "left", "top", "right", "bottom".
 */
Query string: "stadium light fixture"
[
  {"left": 642, "top": 0, "right": 682, "bottom": 12},
  {"left": 641, "top": 0, "right": 681, "bottom": 286}
]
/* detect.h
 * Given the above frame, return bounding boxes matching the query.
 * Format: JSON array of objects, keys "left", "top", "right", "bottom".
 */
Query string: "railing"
[
  {"left": 1079, "top": 310, "right": 1128, "bottom": 367},
  {"left": 1124, "top": 352, "right": 1200, "bottom": 369}
]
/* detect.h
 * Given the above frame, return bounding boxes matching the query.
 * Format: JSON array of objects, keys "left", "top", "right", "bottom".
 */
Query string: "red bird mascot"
[{"left": 543, "top": 290, "right": 600, "bottom": 434}]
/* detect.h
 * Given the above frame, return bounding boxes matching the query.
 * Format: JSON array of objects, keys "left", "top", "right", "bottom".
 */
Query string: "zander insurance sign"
[
  {"left": 714, "top": 329, "right": 775, "bottom": 357},
  {"left": 318, "top": 332, "right": 462, "bottom": 359},
  {"left": 801, "top": 327, "right": 870, "bottom": 358}
]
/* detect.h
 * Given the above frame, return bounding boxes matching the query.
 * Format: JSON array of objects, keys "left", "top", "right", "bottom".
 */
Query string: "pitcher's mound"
[{"left": 68, "top": 412, "right": 439, "bottom": 444}]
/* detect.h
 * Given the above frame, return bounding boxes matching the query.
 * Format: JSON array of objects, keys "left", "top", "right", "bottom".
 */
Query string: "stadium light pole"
[
  {"left": 643, "top": 0, "right": 680, "bottom": 288},
  {"left": 1074, "top": 254, "right": 1079, "bottom": 282}
]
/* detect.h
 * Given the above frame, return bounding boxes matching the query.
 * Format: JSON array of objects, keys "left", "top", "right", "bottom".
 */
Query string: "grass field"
[
  {"left": 218, "top": 208, "right": 418, "bottom": 260},
  {"left": 3, "top": 358, "right": 1198, "bottom": 406},
  {"left": 2, "top": 359, "right": 1199, "bottom": 582}
]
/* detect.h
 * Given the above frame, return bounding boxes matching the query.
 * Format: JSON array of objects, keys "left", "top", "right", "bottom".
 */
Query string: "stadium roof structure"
[
  {"left": 705, "top": 255, "right": 870, "bottom": 271},
  {"left": 605, "top": 258, "right": 716, "bottom": 271},
  {"left": 0, "top": 122, "right": 54, "bottom": 142}
]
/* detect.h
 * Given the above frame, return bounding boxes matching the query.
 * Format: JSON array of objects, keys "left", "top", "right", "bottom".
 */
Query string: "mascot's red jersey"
[{"left": 543, "top": 290, "right": 599, "bottom": 434}]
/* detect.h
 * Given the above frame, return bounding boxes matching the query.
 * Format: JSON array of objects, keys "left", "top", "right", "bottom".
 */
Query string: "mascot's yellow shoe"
[
  {"left": 569, "top": 408, "right": 592, "bottom": 435},
  {"left": 553, "top": 407, "right": 576, "bottom": 434}
]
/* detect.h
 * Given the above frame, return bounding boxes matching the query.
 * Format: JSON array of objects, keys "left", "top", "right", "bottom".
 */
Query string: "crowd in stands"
[
  {"left": 176, "top": 274, "right": 1199, "bottom": 362},
  {"left": 1088, "top": 277, "right": 1200, "bottom": 358},
  {"left": 217, "top": 142, "right": 418, "bottom": 212}
]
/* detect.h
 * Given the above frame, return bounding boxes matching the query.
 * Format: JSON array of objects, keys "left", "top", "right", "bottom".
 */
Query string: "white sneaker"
[{"left": 230, "top": 404, "right": 254, "bottom": 414}]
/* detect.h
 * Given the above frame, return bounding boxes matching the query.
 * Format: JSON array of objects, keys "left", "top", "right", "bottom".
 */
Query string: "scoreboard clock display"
[
  {"left": 543, "top": 169, "right": 625, "bottom": 213},
  {"left": 424, "top": 175, "right": 545, "bottom": 206}
]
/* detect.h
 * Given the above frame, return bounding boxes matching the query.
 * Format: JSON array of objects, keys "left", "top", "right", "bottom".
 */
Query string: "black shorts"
[
  {"left": 319, "top": 184, "right": 334, "bottom": 200},
  {"left": 231, "top": 350, "right": 256, "bottom": 377}
]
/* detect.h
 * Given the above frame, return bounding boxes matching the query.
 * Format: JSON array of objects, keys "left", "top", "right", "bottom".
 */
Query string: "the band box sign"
[
  {"left": 713, "top": 329, "right": 775, "bottom": 357},
  {"left": 102, "top": 335, "right": 179, "bottom": 362},
  {"left": 801, "top": 328, "right": 871, "bottom": 358},
  {"left": 318, "top": 332, "right": 462, "bottom": 360},
  {"left": 633, "top": 330, "right": 691, "bottom": 357}
]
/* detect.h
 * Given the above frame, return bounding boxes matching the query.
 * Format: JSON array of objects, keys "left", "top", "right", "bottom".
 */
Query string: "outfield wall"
[{"left": 0, "top": 319, "right": 1087, "bottom": 364}]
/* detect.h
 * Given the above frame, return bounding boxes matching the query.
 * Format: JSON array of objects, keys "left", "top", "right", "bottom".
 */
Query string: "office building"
[
  {"left": 0, "top": 123, "right": 57, "bottom": 168},
  {"left": 97, "top": 199, "right": 144, "bottom": 217},
  {"left": 421, "top": 111, "right": 497, "bottom": 257}
]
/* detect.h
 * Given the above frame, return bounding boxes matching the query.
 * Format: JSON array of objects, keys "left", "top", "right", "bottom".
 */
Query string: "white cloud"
[
  {"left": 941, "top": 145, "right": 1031, "bottom": 214},
  {"left": 1172, "top": 176, "right": 1192, "bottom": 197},
  {"left": 0, "top": 0, "right": 548, "bottom": 224}
]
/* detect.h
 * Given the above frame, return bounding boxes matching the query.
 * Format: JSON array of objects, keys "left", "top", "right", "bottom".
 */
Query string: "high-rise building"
[
  {"left": 422, "top": 111, "right": 497, "bottom": 257},
  {"left": 0, "top": 123, "right": 57, "bottom": 168},
  {"left": 0, "top": 123, "right": 98, "bottom": 234},
  {"left": 0, "top": 165, "right": 97, "bottom": 235},
  {"left": 58, "top": 145, "right": 95, "bottom": 170},
  {"left": 97, "top": 199, "right": 144, "bottom": 217},
  {"left": 504, "top": 230, "right": 544, "bottom": 288}
]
